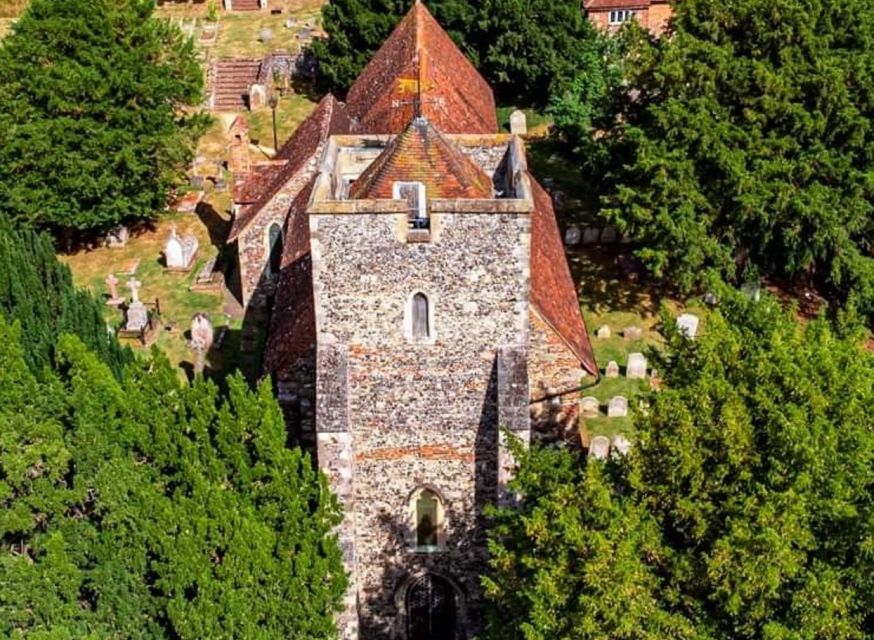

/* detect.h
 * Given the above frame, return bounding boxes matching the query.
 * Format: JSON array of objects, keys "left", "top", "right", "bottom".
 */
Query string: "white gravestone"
[
  {"left": 164, "top": 228, "right": 199, "bottom": 270},
  {"left": 626, "top": 353, "right": 647, "bottom": 379},
  {"left": 125, "top": 277, "right": 148, "bottom": 331},
  {"left": 605, "top": 361, "right": 620, "bottom": 378},
  {"left": 612, "top": 435, "right": 631, "bottom": 457},
  {"left": 608, "top": 396, "right": 629, "bottom": 418},
  {"left": 676, "top": 313, "right": 700, "bottom": 339},
  {"left": 581, "top": 396, "right": 600, "bottom": 417},
  {"left": 588, "top": 435, "right": 611, "bottom": 460},
  {"left": 509, "top": 110, "right": 527, "bottom": 135},
  {"left": 596, "top": 324, "right": 611, "bottom": 339}
]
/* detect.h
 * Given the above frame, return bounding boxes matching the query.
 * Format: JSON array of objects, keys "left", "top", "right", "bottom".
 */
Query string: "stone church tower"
[{"left": 231, "top": 3, "right": 598, "bottom": 638}]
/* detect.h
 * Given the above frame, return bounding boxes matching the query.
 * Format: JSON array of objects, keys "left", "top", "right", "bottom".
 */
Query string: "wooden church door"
[{"left": 406, "top": 574, "right": 456, "bottom": 640}]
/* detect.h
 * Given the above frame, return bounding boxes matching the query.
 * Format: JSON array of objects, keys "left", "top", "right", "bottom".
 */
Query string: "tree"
[
  {"left": 0, "top": 219, "right": 130, "bottom": 376},
  {"left": 484, "top": 289, "right": 874, "bottom": 639},
  {"left": 0, "top": 0, "right": 207, "bottom": 232},
  {"left": 585, "top": 0, "right": 874, "bottom": 316},
  {"left": 0, "top": 322, "right": 347, "bottom": 638},
  {"left": 310, "top": 0, "right": 608, "bottom": 107}
]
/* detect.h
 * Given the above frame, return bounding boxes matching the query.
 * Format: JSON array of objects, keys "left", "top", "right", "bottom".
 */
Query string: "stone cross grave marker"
[
  {"left": 588, "top": 435, "right": 611, "bottom": 460},
  {"left": 105, "top": 273, "right": 123, "bottom": 306},
  {"left": 626, "top": 353, "right": 647, "bottom": 379},
  {"left": 676, "top": 313, "right": 700, "bottom": 339},
  {"left": 125, "top": 277, "right": 148, "bottom": 332},
  {"left": 581, "top": 396, "right": 600, "bottom": 417},
  {"left": 509, "top": 110, "right": 527, "bottom": 135},
  {"left": 608, "top": 395, "right": 628, "bottom": 417}
]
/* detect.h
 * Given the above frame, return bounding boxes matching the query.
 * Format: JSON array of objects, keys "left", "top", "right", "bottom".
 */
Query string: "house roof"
[
  {"left": 344, "top": 1, "right": 498, "bottom": 134},
  {"left": 349, "top": 117, "right": 493, "bottom": 200},
  {"left": 584, "top": 0, "right": 650, "bottom": 9},
  {"left": 529, "top": 175, "right": 598, "bottom": 377},
  {"left": 228, "top": 94, "right": 350, "bottom": 241}
]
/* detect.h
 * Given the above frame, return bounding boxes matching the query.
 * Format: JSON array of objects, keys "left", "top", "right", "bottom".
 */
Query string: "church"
[{"left": 228, "top": 3, "right": 597, "bottom": 638}]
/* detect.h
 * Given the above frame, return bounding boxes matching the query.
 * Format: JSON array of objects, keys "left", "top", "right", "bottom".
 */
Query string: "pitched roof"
[
  {"left": 584, "top": 0, "right": 650, "bottom": 9},
  {"left": 344, "top": 1, "right": 498, "bottom": 134},
  {"left": 349, "top": 117, "right": 493, "bottom": 200},
  {"left": 529, "top": 175, "right": 598, "bottom": 377},
  {"left": 228, "top": 94, "right": 350, "bottom": 241}
]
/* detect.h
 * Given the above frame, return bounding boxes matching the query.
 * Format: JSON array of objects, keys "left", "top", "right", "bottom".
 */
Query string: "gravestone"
[
  {"left": 704, "top": 292, "right": 718, "bottom": 306},
  {"left": 285, "top": 18, "right": 297, "bottom": 28},
  {"left": 105, "top": 226, "right": 129, "bottom": 248},
  {"left": 581, "top": 396, "right": 600, "bottom": 417},
  {"left": 125, "top": 278, "right": 148, "bottom": 331},
  {"left": 611, "top": 435, "right": 631, "bottom": 457},
  {"left": 105, "top": 273, "right": 124, "bottom": 306},
  {"left": 626, "top": 353, "right": 647, "bottom": 379},
  {"left": 564, "top": 226, "right": 581, "bottom": 245},
  {"left": 624, "top": 326, "right": 643, "bottom": 340},
  {"left": 249, "top": 84, "right": 268, "bottom": 110},
  {"left": 190, "top": 313, "right": 215, "bottom": 351},
  {"left": 259, "top": 27, "right": 273, "bottom": 43},
  {"left": 600, "top": 226, "right": 618, "bottom": 243},
  {"left": 582, "top": 227, "right": 601, "bottom": 244},
  {"left": 607, "top": 396, "right": 628, "bottom": 418},
  {"left": 552, "top": 189, "right": 567, "bottom": 211},
  {"left": 509, "top": 110, "right": 527, "bottom": 135},
  {"left": 741, "top": 281, "right": 762, "bottom": 302},
  {"left": 595, "top": 324, "right": 611, "bottom": 339},
  {"left": 605, "top": 360, "right": 620, "bottom": 378},
  {"left": 164, "top": 228, "right": 199, "bottom": 270},
  {"left": 676, "top": 313, "right": 700, "bottom": 338},
  {"left": 588, "top": 436, "right": 611, "bottom": 460}
]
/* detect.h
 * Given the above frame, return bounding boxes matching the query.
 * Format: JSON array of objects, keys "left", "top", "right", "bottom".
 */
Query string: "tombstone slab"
[
  {"left": 605, "top": 360, "right": 620, "bottom": 378},
  {"left": 626, "top": 353, "right": 647, "bottom": 379},
  {"left": 125, "top": 301, "right": 148, "bottom": 332},
  {"left": 581, "top": 396, "right": 600, "bottom": 417},
  {"left": 624, "top": 326, "right": 643, "bottom": 340},
  {"left": 105, "top": 226, "right": 129, "bottom": 249},
  {"left": 607, "top": 396, "right": 629, "bottom": 418},
  {"left": 611, "top": 435, "right": 631, "bottom": 457},
  {"left": 600, "top": 226, "right": 618, "bottom": 243},
  {"left": 564, "top": 226, "right": 581, "bottom": 245},
  {"left": 509, "top": 110, "right": 527, "bottom": 135},
  {"left": 588, "top": 435, "right": 611, "bottom": 460},
  {"left": 676, "top": 313, "right": 700, "bottom": 339},
  {"left": 596, "top": 324, "right": 611, "bottom": 339},
  {"left": 582, "top": 226, "right": 601, "bottom": 245},
  {"left": 164, "top": 228, "right": 199, "bottom": 271}
]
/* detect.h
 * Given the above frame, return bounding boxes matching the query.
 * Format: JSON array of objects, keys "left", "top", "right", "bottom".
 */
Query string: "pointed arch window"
[
  {"left": 409, "top": 487, "right": 446, "bottom": 552},
  {"left": 267, "top": 223, "right": 283, "bottom": 275},
  {"left": 412, "top": 292, "right": 430, "bottom": 340}
]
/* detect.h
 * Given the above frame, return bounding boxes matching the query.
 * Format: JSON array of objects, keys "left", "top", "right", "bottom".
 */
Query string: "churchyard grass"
[
  {"left": 496, "top": 106, "right": 552, "bottom": 136},
  {"left": 0, "top": 17, "right": 14, "bottom": 37},
  {"left": 209, "top": 5, "right": 322, "bottom": 59}
]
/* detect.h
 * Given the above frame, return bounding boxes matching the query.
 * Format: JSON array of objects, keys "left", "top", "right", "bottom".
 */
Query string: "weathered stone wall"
[
  {"left": 528, "top": 309, "right": 590, "bottom": 442},
  {"left": 310, "top": 209, "right": 531, "bottom": 639}
]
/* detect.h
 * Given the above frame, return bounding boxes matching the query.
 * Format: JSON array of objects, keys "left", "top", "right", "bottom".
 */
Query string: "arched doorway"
[{"left": 406, "top": 574, "right": 456, "bottom": 640}]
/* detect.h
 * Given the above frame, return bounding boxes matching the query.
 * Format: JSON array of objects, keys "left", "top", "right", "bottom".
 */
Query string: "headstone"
[
  {"left": 581, "top": 396, "right": 600, "bottom": 417},
  {"left": 105, "top": 273, "right": 124, "bottom": 306},
  {"left": 605, "top": 360, "right": 620, "bottom": 378},
  {"left": 611, "top": 435, "right": 631, "bottom": 457},
  {"left": 105, "top": 225, "right": 129, "bottom": 248},
  {"left": 588, "top": 435, "right": 611, "bottom": 460},
  {"left": 551, "top": 189, "right": 567, "bottom": 211},
  {"left": 649, "top": 369, "right": 662, "bottom": 391},
  {"left": 600, "top": 226, "right": 618, "bottom": 243},
  {"left": 564, "top": 226, "right": 581, "bottom": 245},
  {"left": 703, "top": 292, "right": 718, "bottom": 306},
  {"left": 582, "top": 226, "right": 601, "bottom": 244},
  {"left": 741, "top": 281, "right": 762, "bottom": 302},
  {"left": 624, "top": 326, "right": 643, "bottom": 340},
  {"left": 249, "top": 83, "right": 268, "bottom": 110},
  {"left": 259, "top": 27, "right": 273, "bottom": 43},
  {"left": 164, "top": 228, "right": 199, "bottom": 270},
  {"left": 676, "top": 313, "right": 700, "bottom": 339},
  {"left": 190, "top": 313, "right": 215, "bottom": 351},
  {"left": 285, "top": 18, "right": 297, "bottom": 28},
  {"left": 596, "top": 324, "right": 611, "bottom": 339},
  {"left": 509, "top": 110, "right": 527, "bottom": 135},
  {"left": 125, "top": 277, "right": 148, "bottom": 331},
  {"left": 607, "top": 396, "right": 629, "bottom": 418},
  {"left": 626, "top": 353, "right": 647, "bottom": 379}
]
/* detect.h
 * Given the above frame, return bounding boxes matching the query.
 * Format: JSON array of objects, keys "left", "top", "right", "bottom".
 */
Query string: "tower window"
[
  {"left": 409, "top": 487, "right": 445, "bottom": 551},
  {"left": 412, "top": 292, "right": 430, "bottom": 340},
  {"left": 394, "top": 181, "right": 428, "bottom": 230}
]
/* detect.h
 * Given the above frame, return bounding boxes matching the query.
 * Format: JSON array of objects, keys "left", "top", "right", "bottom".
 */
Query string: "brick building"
[
  {"left": 583, "top": 0, "right": 672, "bottom": 35},
  {"left": 230, "top": 2, "right": 597, "bottom": 638}
]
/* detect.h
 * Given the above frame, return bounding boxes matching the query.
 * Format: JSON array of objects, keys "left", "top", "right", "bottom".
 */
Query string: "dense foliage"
[
  {"left": 311, "top": 0, "right": 608, "bottom": 107},
  {"left": 484, "top": 289, "right": 874, "bottom": 639},
  {"left": 573, "top": 0, "right": 874, "bottom": 317},
  {"left": 0, "top": 0, "right": 207, "bottom": 231},
  {"left": 0, "top": 220, "right": 130, "bottom": 376}
]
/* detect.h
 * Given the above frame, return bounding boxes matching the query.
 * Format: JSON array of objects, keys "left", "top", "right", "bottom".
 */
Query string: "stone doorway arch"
[{"left": 395, "top": 572, "right": 467, "bottom": 640}]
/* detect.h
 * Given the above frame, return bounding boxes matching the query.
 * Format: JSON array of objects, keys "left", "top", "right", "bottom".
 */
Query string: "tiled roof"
[
  {"left": 529, "top": 175, "right": 598, "bottom": 377},
  {"left": 344, "top": 1, "right": 498, "bottom": 134},
  {"left": 349, "top": 117, "right": 493, "bottom": 200},
  {"left": 584, "top": 0, "right": 650, "bottom": 9},
  {"left": 263, "top": 177, "right": 317, "bottom": 376},
  {"left": 228, "top": 94, "right": 350, "bottom": 241}
]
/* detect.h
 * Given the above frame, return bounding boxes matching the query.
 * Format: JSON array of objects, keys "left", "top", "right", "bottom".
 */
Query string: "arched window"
[
  {"left": 409, "top": 487, "right": 445, "bottom": 551},
  {"left": 267, "top": 223, "right": 283, "bottom": 275},
  {"left": 412, "top": 292, "right": 430, "bottom": 340}
]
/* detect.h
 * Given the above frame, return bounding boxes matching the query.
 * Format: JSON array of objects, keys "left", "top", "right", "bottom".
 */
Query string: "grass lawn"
[
  {"left": 0, "top": 17, "right": 14, "bottom": 38},
  {"left": 209, "top": 3, "right": 322, "bottom": 59},
  {"left": 60, "top": 210, "right": 240, "bottom": 377}
]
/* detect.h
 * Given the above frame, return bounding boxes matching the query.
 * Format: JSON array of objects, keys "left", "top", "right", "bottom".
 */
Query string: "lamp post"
[{"left": 268, "top": 94, "right": 279, "bottom": 153}]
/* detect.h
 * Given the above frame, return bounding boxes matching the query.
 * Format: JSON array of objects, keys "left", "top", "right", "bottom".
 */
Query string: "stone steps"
[
  {"left": 229, "top": 0, "right": 261, "bottom": 10},
  {"left": 211, "top": 59, "right": 262, "bottom": 111}
]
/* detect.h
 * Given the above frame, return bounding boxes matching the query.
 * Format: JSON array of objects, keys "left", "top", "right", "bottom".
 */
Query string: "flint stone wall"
[{"left": 310, "top": 208, "right": 530, "bottom": 638}]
